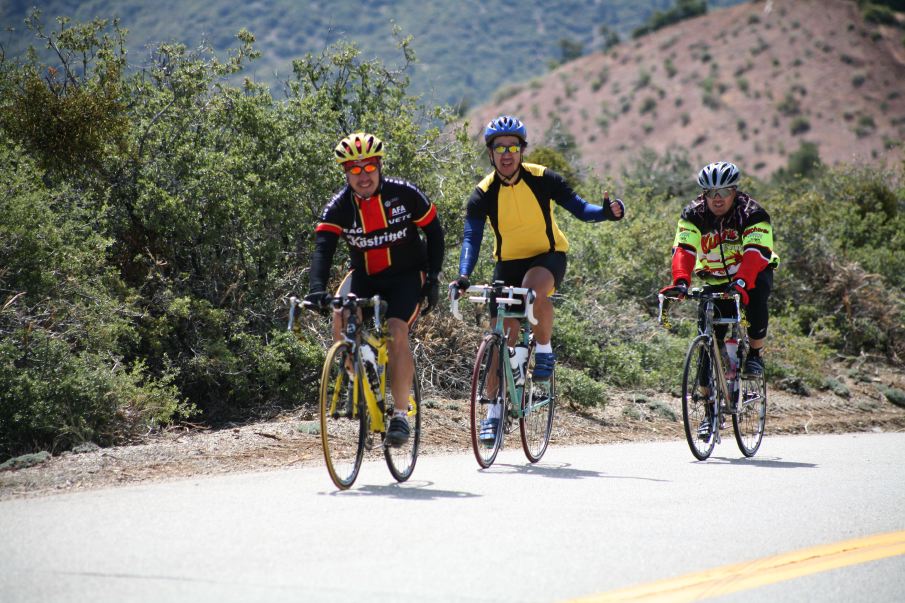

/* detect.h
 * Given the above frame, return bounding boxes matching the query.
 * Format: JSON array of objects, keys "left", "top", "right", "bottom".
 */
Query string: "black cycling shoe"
[
  {"left": 386, "top": 416, "right": 410, "bottom": 447},
  {"left": 743, "top": 355, "right": 765, "bottom": 376}
]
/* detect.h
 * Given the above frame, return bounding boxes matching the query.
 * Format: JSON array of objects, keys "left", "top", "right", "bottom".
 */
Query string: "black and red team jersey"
[{"left": 308, "top": 177, "right": 441, "bottom": 293}]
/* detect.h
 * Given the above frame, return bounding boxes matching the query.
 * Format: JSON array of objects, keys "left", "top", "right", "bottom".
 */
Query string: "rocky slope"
[{"left": 469, "top": 0, "right": 905, "bottom": 179}]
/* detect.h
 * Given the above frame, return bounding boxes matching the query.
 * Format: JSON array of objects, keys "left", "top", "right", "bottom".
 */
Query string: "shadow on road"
[
  {"left": 322, "top": 481, "right": 480, "bottom": 500},
  {"left": 702, "top": 456, "right": 818, "bottom": 469},
  {"left": 486, "top": 462, "right": 670, "bottom": 483}
]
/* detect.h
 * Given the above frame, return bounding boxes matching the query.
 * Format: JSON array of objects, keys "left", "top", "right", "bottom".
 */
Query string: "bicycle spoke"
[
  {"left": 470, "top": 335, "right": 504, "bottom": 468},
  {"left": 385, "top": 371, "right": 421, "bottom": 482},
  {"left": 682, "top": 336, "right": 717, "bottom": 460},
  {"left": 733, "top": 373, "right": 767, "bottom": 456},
  {"left": 520, "top": 343, "right": 554, "bottom": 463},
  {"left": 320, "top": 342, "right": 366, "bottom": 489}
]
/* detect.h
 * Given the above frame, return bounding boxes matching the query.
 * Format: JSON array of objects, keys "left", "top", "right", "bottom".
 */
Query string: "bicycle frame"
[
  {"left": 451, "top": 282, "right": 538, "bottom": 415},
  {"left": 659, "top": 285, "right": 771, "bottom": 461},
  {"left": 289, "top": 294, "right": 393, "bottom": 434},
  {"left": 659, "top": 289, "right": 745, "bottom": 413}
]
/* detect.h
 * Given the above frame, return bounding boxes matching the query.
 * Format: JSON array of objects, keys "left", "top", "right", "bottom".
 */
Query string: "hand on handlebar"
[
  {"left": 450, "top": 275, "right": 470, "bottom": 293},
  {"left": 659, "top": 281, "right": 688, "bottom": 300},
  {"left": 730, "top": 279, "right": 749, "bottom": 306},
  {"left": 303, "top": 291, "right": 333, "bottom": 311}
]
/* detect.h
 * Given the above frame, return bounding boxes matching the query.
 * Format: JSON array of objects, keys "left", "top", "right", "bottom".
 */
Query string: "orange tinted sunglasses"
[{"left": 346, "top": 163, "right": 378, "bottom": 175}]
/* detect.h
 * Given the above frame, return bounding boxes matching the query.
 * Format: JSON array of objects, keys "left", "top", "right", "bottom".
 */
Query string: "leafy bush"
[
  {"left": 789, "top": 117, "right": 811, "bottom": 135},
  {"left": 861, "top": 3, "right": 899, "bottom": 24},
  {"left": 558, "top": 367, "right": 609, "bottom": 408},
  {"left": 0, "top": 14, "right": 474, "bottom": 458},
  {"left": 884, "top": 387, "right": 905, "bottom": 408},
  {"left": 632, "top": 0, "right": 707, "bottom": 38}
]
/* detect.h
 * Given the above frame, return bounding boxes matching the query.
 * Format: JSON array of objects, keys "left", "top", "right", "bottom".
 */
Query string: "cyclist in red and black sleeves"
[
  {"left": 305, "top": 132, "right": 445, "bottom": 446},
  {"left": 660, "top": 161, "right": 780, "bottom": 375}
]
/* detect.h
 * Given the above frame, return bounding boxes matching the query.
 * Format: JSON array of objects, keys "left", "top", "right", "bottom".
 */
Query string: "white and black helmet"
[{"left": 697, "top": 161, "right": 740, "bottom": 189}]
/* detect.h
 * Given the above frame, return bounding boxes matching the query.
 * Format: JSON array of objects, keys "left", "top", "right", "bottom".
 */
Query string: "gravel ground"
[{"left": 2, "top": 365, "right": 904, "bottom": 500}]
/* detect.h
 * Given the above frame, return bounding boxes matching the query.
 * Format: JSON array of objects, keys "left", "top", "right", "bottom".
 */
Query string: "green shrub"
[
  {"left": 884, "top": 387, "right": 905, "bottom": 408},
  {"left": 790, "top": 117, "right": 811, "bottom": 135},
  {"left": 640, "top": 97, "right": 657, "bottom": 114},
  {"left": 558, "top": 367, "right": 609, "bottom": 408},
  {"left": 862, "top": 3, "right": 898, "bottom": 24},
  {"left": 822, "top": 378, "right": 851, "bottom": 398}
]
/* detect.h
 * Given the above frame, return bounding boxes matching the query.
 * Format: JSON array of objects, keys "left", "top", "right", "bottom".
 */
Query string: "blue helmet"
[{"left": 483, "top": 115, "right": 527, "bottom": 146}]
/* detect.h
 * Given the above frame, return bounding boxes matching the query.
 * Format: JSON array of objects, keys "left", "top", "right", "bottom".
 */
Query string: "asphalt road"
[{"left": 2, "top": 433, "right": 904, "bottom": 602}]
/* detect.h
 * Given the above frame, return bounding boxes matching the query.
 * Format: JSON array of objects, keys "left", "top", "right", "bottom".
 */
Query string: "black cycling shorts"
[
  {"left": 336, "top": 269, "right": 424, "bottom": 325},
  {"left": 493, "top": 251, "right": 568, "bottom": 293}
]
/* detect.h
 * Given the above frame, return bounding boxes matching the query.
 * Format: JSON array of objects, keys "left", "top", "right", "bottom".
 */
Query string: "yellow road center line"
[{"left": 568, "top": 530, "right": 905, "bottom": 602}]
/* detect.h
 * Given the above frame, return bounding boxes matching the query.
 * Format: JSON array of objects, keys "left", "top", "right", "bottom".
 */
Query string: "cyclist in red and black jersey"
[{"left": 305, "top": 133, "right": 445, "bottom": 446}]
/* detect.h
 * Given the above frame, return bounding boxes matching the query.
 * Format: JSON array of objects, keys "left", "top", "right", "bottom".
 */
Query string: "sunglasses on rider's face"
[
  {"left": 492, "top": 144, "right": 522, "bottom": 155},
  {"left": 704, "top": 186, "right": 736, "bottom": 199},
  {"left": 345, "top": 163, "right": 378, "bottom": 175}
]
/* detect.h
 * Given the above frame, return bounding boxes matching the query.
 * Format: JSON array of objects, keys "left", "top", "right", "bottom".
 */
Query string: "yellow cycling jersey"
[{"left": 467, "top": 163, "right": 571, "bottom": 260}]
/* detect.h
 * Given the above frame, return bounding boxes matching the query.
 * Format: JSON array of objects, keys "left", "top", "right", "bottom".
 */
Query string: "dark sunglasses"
[
  {"left": 704, "top": 186, "right": 736, "bottom": 199},
  {"left": 492, "top": 144, "right": 522, "bottom": 155},
  {"left": 346, "top": 163, "right": 378, "bottom": 175}
]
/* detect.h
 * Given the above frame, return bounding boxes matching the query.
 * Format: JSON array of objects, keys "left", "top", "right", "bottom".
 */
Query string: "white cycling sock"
[
  {"left": 536, "top": 342, "right": 553, "bottom": 354},
  {"left": 486, "top": 401, "right": 502, "bottom": 420},
  {"left": 394, "top": 409, "right": 407, "bottom": 418}
]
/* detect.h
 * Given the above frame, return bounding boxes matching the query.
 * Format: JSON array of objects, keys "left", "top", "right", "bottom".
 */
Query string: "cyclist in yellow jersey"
[
  {"left": 660, "top": 161, "right": 780, "bottom": 375},
  {"left": 452, "top": 115, "right": 625, "bottom": 444}
]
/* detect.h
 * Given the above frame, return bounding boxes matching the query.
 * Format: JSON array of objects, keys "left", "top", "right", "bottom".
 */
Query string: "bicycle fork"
[{"left": 706, "top": 337, "right": 731, "bottom": 444}]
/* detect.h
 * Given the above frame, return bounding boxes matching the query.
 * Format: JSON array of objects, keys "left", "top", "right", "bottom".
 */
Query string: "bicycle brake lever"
[
  {"left": 288, "top": 296, "right": 299, "bottom": 331},
  {"left": 450, "top": 285, "right": 463, "bottom": 321},
  {"left": 525, "top": 289, "right": 538, "bottom": 326}
]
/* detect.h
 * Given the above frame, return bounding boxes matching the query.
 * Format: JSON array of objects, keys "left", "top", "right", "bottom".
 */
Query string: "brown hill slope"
[{"left": 468, "top": 0, "right": 905, "bottom": 180}]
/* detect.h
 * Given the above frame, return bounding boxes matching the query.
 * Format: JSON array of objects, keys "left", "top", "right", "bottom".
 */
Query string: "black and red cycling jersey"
[{"left": 308, "top": 177, "right": 443, "bottom": 293}]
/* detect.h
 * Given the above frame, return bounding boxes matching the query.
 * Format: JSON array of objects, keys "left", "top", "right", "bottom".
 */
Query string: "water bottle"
[
  {"left": 725, "top": 337, "right": 738, "bottom": 381},
  {"left": 510, "top": 344, "right": 529, "bottom": 385},
  {"left": 361, "top": 344, "right": 381, "bottom": 398}
]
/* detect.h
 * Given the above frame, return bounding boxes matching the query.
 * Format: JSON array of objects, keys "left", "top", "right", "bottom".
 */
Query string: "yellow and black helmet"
[{"left": 334, "top": 132, "right": 385, "bottom": 163}]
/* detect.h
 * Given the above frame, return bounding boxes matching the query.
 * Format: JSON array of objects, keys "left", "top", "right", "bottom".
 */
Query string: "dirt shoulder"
[{"left": 2, "top": 367, "right": 904, "bottom": 500}]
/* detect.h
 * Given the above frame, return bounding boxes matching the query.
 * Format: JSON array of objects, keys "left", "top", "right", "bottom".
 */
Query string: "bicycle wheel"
[
  {"left": 681, "top": 335, "right": 717, "bottom": 461},
  {"left": 520, "top": 341, "right": 555, "bottom": 463},
  {"left": 320, "top": 341, "right": 366, "bottom": 490},
  {"left": 733, "top": 373, "right": 767, "bottom": 457},
  {"left": 470, "top": 334, "right": 505, "bottom": 468},
  {"left": 385, "top": 361, "right": 422, "bottom": 482}
]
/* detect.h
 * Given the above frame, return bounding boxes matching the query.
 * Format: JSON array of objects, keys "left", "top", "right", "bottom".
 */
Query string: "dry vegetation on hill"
[{"left": 471, "top": 0, "right": 905, "bottom": 179}]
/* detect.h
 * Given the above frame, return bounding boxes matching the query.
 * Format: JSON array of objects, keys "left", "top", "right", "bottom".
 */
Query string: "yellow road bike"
[{"left": 289, "top": 294, "right": 420, "bottom": 489}]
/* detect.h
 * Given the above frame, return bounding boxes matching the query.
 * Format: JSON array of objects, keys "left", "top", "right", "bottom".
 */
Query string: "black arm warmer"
[
  {"left": 308, "top": 231, "right": 339, "bottom": 293},
  {"left": 422, "top": 218, "right": 445, "bottom": 276}
]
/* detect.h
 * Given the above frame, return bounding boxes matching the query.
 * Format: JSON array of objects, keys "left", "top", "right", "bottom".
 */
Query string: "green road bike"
[
  {"left": 659, "top": 288, "right": 767, "bottom": 460},
  {"left": 451, "top": 281, "right": 555, "bottom": 468}
]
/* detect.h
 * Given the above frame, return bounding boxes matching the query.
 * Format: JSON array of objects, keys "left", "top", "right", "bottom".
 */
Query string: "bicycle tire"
[
  {"left": 732, "top": 372, "right": 767, "bottom": 457},
  {"left": 385, "top": 360, "right": 422, "bottom": 482},
  {"left": 320, "top": 341, "right": 366, "bottom": 490},
  {"left": 681, "top": 335, "right": 717, "bottom": 461},
  {"left": 470, "top": 334, "right": 505, "bottom": 468},
  {"left": 520, "top": 341, "right": 555, "bottom": 463}
]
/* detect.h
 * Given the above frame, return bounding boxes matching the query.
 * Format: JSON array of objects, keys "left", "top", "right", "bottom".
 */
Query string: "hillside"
[
  {"left": 0, "top": 0, "right": 745, "bottom": 107},
  {"left": 468, "top": 0, "right": 905, "bottom": 180}
]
